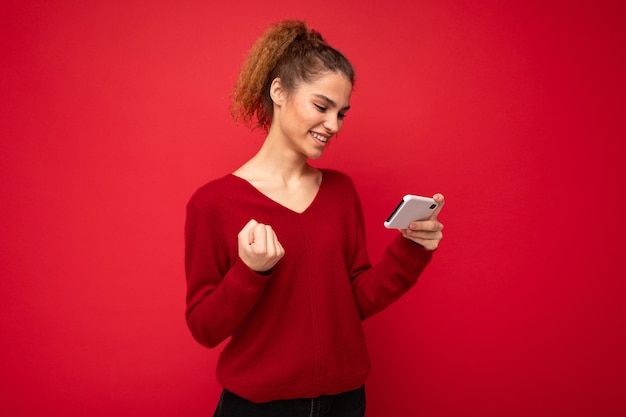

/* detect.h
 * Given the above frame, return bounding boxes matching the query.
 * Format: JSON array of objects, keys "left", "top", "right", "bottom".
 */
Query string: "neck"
[{"left": 234, "top": 129, "right": 316, "bottom": 184}]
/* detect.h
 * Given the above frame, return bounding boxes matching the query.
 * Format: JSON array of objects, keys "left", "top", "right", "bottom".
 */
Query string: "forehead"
[{"left": 297, "top": 72, "right": 352, "bottom": 107}]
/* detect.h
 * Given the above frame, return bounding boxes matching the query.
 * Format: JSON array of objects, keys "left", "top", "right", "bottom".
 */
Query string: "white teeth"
[{"left": 311, "top": 132, "right": 328, "bottom": 143}]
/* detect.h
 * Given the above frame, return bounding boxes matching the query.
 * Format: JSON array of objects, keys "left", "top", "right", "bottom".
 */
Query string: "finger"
[
  {"left": 250, "top": 222, "right": 268, "bottom": 249},
  {"left": 263, "top": 225, "right": 275, "bottom": 253},
  {"left": 261, "top": 225, "right": 280, "bottom": 252},
  {"left": 409, "top": 219, "right": 444, "bottom": 232},
  {"left": 241, "top": 219, "right": 259, "bottom": 233},
  {"left": 265, "top": 225, "right": 285, "bottom": 259},
  {"left": 429, "top": 193, "right": 445, "bottom": 220},
  {"left": 238, "top": 219, "right": 259, "bottom": 245},
  {"left": 407, "top": 229, "right": 444, "bottom": 241},
  {"left": 401, "top": 229, "right": 443, "bottom": 250}
]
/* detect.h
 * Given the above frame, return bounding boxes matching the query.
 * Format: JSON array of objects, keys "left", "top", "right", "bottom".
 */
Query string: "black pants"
[{"left": 213, "top": 386, "right": 366, "bottom": 417}]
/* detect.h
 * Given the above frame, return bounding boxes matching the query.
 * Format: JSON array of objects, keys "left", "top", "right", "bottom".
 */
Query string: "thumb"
[
  {"left": 240, "top": 219, "right": 259, "bottom": 245},
  {"left": 429, "top": 194, "right": 445, "bottom": 220}
]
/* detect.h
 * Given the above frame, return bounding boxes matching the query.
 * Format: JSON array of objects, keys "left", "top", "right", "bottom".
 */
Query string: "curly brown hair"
[{"left": 230, "top": 20, "right": 355, "bottom": 131}]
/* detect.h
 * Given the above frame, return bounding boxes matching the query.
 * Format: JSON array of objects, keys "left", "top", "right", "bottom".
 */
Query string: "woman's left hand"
[{"left": 401, "top": 193, "right": 445, "bottom": 251}]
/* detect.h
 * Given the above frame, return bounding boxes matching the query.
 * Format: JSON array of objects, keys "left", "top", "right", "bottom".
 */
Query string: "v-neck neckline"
[{"left": 229, "top": 170, "right": 325, "bottom": 215}]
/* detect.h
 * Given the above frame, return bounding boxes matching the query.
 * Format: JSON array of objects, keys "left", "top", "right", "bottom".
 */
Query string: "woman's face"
[{"left": 273, "top": 71, "right": 352, "bottom": 160}]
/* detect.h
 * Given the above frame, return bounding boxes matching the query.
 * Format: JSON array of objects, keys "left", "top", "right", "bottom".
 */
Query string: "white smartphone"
[{"left": 384, "top": 194, "right": 438, "bottom": 229}]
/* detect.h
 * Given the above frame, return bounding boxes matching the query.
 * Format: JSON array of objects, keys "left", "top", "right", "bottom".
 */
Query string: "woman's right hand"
[{"left": 238, "top": 219, "right": 285, "bottom": 273}]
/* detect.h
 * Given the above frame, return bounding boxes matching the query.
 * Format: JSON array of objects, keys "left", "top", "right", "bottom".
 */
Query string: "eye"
[
  {"left": 338, "top": 113, "right": 346, "bottom": 120},
  {"left": 314, "top": 104, "right": 327, "bottom": 112}
]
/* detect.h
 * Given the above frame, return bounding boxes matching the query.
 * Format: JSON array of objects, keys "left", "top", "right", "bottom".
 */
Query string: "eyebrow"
[{"left": 313, "top": 94, "right": 351, "bottom": 111}]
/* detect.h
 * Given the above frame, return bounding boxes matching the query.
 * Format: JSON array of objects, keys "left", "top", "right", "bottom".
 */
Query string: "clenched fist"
[{"left": 238, "top": 219, "right": 285, "bottom": 273}]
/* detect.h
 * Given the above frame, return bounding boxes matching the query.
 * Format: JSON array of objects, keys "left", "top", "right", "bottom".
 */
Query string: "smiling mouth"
[{"left": 310, "top": 131, "right": 329, "bottom": 143}]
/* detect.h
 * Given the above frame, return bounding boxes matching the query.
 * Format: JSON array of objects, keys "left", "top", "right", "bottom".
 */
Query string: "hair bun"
[{"left": 231, "top": 19, "right": 353, "bottom": 131}]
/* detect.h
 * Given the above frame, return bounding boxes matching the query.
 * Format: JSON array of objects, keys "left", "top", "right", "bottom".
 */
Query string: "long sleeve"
[
  {"left": 346, "top": 185, "right": 434, "bottom": 320},
  {"left": 182, "top": 170, "right": 435, "bottom": 403},
  {"left": 184, "top": 195, "right": 271, "bottom": 348}
]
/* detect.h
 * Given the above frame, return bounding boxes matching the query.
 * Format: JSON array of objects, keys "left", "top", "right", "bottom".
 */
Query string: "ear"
[{"left": 269, "top": 77, "right": 286, "bottom": 106}]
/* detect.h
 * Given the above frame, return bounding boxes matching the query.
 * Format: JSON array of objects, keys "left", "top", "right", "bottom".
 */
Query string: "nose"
[{"left": 323, "top": 114, "right": 341, "bottom": 134}]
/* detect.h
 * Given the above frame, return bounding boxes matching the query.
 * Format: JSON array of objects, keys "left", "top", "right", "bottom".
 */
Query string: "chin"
[{"left": 307, "top": 150, "right": 325, "bottom": 160}]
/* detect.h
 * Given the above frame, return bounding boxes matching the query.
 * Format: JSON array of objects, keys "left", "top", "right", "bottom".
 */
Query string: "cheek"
[{"left": 299, "top": 111, "right": 320, "bottom": 128}]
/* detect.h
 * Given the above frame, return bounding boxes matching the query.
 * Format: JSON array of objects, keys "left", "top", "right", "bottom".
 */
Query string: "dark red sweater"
[{"left": 185, "top": 169, "right": 433, "bottom": 403}]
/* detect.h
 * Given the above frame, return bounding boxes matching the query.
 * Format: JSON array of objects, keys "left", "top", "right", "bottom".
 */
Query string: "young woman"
[{"left": 185, "top": 20, "right": 444, "bottom": 417}]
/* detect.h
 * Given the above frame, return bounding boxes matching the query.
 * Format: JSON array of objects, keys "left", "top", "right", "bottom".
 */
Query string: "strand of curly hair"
[{"left": 230, "top": 20, "right": 309, "bottom": 130}]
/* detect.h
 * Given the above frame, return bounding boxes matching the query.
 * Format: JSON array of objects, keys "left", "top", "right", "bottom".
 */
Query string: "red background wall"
[{"left": 2, "top": 1, "right": 625, "bottom": 416}]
